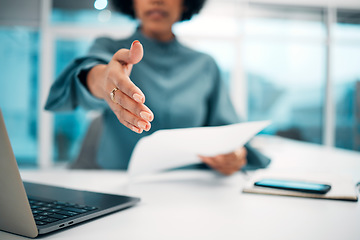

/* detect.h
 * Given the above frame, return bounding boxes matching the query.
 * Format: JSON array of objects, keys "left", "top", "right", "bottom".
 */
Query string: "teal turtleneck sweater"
[{"left": 45, "top": 28, "right": 241, "bottom": 169}]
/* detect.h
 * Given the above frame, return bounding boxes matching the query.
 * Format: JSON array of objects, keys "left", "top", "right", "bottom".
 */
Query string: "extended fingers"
[
  {"left": 112, "top": 90, "right": 153, "bottom": 121},
  {"left": 107, "top": 83, "right": 153, "bottom": 132},
  {"left": 105, "top": 73, "right": 153, "bottom": 133},
  {"left": 108, "top": 99, "right": 151, "bottom": 133}
]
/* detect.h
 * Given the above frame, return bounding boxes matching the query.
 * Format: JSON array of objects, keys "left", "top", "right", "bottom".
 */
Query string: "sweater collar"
[{"left": 131, "top": 26, "right": 180, "bottom": 52}]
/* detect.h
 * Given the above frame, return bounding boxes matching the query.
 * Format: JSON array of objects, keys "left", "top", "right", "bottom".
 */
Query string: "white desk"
[{"left": 1, "top": 136, "right": 360, "bottom": 240}]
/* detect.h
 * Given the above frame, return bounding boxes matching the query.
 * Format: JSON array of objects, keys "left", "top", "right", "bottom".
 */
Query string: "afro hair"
[{"left": 111, "top": 0, "right": 207, "bottom": 21}]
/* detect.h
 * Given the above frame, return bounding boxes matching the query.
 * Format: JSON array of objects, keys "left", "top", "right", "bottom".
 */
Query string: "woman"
[{"left": 45, "top": 0, "right": 269, "bottom": 175}]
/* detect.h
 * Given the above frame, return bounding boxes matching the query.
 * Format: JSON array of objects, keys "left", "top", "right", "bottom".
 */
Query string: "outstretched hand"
[{"left": 87, "top": 40, "right": 154, "bottom": 134}]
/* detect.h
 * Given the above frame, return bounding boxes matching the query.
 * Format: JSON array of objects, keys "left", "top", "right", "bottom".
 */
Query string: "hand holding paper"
[
  {"left": 128, "top": 120, "right": 271, "bottom": 177},
  {"left": 198, "top": 146, "right": 248, "bottom": 176}
]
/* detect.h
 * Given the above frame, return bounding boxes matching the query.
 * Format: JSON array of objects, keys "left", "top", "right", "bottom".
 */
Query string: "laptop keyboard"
[{"left": 28, "top": 198, "right": 98, "bottom": 226}]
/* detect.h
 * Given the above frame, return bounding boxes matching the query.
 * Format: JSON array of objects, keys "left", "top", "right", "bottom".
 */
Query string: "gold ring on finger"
[{"left": 110, "top": 87, "right": 119, "bottom": 103}]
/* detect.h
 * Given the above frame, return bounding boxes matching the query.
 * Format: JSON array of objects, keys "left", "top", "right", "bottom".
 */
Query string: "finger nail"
[
  {"left": 140, "top": 111, "right": 153, "bottom": 122},
  {"left": 132, "top": 126, "right": 142, "bottom": 134},
  {"left": 133, "top": 93, "right": 144, "bottom": 103},
  {"left": 132, "top": 40, "right": 140, "bottom": 47},
  {"left": 138, "top": 121, "right": 150, "bottom": 131}
]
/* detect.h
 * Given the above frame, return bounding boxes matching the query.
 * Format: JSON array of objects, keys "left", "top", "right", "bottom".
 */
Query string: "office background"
[{"left": 0, "top": 0, "right": 359, "bottom": 168}]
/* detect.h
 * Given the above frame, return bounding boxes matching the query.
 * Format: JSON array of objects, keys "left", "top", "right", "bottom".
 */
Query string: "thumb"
[
  {"left": 128, "top": 40, "right": 143, "bottom": 64},
  {"left": 113, "top": 40, "right": 144, "bottom": 65}
]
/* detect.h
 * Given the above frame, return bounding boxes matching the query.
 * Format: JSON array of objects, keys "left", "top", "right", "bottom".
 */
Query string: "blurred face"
[{"left": 133, "top": 0, "right": 185, "bottom": 41}]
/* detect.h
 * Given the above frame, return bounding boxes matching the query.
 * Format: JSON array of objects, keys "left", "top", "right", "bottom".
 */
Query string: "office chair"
[{"left": 70, "top": 115, "right": 102, "bottom": 169}]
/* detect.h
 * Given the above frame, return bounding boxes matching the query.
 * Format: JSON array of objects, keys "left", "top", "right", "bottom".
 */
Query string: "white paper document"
[{"left": 128, "top": 120, "right": 270, "bottom": 177}]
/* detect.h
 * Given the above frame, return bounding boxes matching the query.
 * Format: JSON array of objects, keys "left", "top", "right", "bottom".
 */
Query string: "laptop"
[{"left": 0, "top": 110, "right": 140, "bottom": 238}]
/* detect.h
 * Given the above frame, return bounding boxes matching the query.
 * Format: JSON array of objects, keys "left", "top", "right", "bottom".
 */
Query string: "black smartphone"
[{"left": 254, "top": 178, "right": 331, "bottom": 194}]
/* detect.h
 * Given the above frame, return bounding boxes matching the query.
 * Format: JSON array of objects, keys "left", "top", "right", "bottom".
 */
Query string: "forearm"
[
  {"left": 87, "top": 64, "right": 107, "bottom": 99},
  {"left": 45, "top": 57, "right": 109, "bottom": 111}
]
